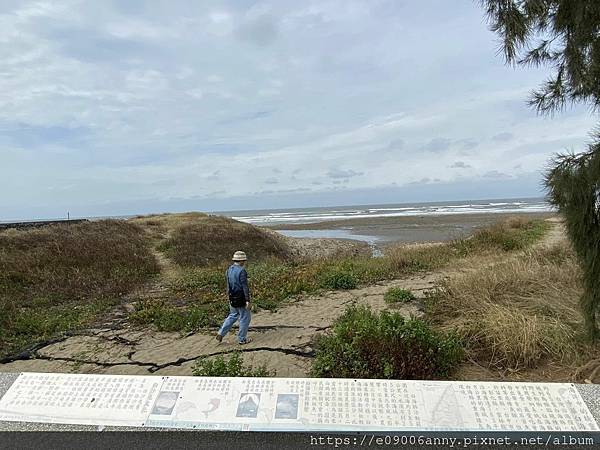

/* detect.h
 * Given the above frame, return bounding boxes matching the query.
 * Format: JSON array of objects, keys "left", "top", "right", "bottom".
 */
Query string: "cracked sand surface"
[{"left": 0, "top": 272, "right": 440, "bottom": 378}]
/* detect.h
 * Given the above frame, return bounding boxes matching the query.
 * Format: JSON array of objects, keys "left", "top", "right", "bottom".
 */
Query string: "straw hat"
[{"left": 232, "top": 250, "right": 247, "bottom": 261}]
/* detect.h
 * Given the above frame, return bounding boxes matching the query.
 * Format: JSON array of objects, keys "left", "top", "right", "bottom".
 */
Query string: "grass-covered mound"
[
  {"left": 134, "top": 212, "right": 291, "bottom": 267},
  {"left": 312, "top": 305, "right": 463, "bottom": 379},
  {"left": 427, "top": 242, "right": 587, "bottom": 371},
  {"left": 0, "top": 220, "right": 159, "bottom": 357}
]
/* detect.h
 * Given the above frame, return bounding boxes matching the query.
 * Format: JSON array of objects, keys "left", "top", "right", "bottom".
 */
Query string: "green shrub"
[
  {"left": 319, "top": 269, "right": 358, "bottom": 290},
  {"left": 312, "top": 305, "right": 463, "bottom": 379},
  {"left": 384, "top": 287, "right": 416, "bottom": 304},
  {"left": 130, "top": 301, "right": 210, "bottom": 332},
  {"left": 192, "top": 351, "right": 272, "bottom": 377}
]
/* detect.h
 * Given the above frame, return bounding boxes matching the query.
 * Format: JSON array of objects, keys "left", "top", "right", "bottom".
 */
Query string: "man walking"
[{"left": 216, "top": 250, "right": 252, "bottom": 344}]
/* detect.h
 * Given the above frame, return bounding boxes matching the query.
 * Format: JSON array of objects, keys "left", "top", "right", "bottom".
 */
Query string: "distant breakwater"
[{"left": 0, "top": 219, "right": 89, "bottom": 231}]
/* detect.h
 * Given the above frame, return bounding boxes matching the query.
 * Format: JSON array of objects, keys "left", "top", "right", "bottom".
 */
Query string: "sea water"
[
  {"left": 221, "top": 197, "right": 551, "bottom": 226},
  {"left": 217, "top": 197, "right": 552, "bottom": 256}
]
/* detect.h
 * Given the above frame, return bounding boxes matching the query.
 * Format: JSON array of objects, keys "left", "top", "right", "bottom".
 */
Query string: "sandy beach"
[{"left": 265, "top": 211, "right": 555, "bottom": 244}]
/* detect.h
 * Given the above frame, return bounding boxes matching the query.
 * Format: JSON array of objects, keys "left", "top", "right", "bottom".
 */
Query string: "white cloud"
[{"left": 0, "top": 0, "right": 597, "bottom": 219}]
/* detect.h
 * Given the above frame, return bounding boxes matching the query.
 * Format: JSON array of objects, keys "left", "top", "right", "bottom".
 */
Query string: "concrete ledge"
[{"left": 1, "top": 372, "right": 599, "bottom": 433}]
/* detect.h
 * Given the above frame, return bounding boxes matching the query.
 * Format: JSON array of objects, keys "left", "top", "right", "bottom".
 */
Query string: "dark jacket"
[{"left": 226, "top": 263, "right": 250, "bottom": 302}]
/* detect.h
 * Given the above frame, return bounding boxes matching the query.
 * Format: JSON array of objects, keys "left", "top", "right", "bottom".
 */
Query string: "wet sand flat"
[{"left": 264, "top": 211, "right": 555, "bottom": 244}]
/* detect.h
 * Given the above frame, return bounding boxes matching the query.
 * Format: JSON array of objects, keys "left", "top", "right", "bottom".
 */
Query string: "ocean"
[{"left": 219, "top": 197, "right": 552, "bottom": 226}]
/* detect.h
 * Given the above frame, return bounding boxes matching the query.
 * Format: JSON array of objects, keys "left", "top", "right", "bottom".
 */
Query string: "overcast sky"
[{"left": 1, "top": 0, "right": 597, "bottom": 220}]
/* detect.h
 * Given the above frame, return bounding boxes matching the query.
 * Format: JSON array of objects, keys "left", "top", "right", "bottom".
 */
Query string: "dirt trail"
[
  {"left": 0, "top": 219, "right": 565, "bottom": 378},
  {"left": 0, "top": 274, "right": 438, "bottom": 377},
  {"left": 535, "top": 216, "right": 565, "bottom": 248}
]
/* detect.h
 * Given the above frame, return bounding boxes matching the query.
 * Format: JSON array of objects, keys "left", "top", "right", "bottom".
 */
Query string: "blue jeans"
[{"left": 218, "top": 304, "right": 251, "bottom": 342}]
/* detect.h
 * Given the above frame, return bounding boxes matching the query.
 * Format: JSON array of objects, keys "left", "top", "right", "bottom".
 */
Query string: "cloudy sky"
[{"left": 1, "top": 0, "right": 597, "bottom": 220}]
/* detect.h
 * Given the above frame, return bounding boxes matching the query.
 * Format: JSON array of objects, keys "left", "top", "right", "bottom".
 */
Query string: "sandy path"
[
  {"left": 0, "top": 273, "right": 439, "bottom": 377},
  {"left": 535, "top": 216, "right": 565, "bottom": 248},
  {"left": 0, "top": 219, "right": 564, "bottom": 378}
]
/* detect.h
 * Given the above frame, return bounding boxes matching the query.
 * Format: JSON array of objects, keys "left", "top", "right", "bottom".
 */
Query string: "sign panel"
[
  {"left": 144, "top": 378, "right": 598, "bottom": 431},
  {"left": 0, "top": 373, "right": 597, "bottom": 431},
  {"left": 0, "top": 373, "right": 162, "bottom": 427}
]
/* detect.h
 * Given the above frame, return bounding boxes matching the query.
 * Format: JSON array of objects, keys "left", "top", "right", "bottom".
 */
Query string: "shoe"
[
  {"left": 238, "top": 338, "right": 252, "bottom": 345},
  {"left": 215, "top": 333, "right": 223, "bottom": 342}
]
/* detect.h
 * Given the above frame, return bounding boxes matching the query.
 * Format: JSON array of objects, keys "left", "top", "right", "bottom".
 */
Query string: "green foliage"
[
  {"left": 480, "top": 0, "right": 600, "bottom": 113},
  {"left": 312, "top": 305, "right": 463, "bottom": 379},
  {"left": 192, "top": 351, "right": 272, "bottom": 377},
  {"left": 319, "top": 267, "right": 358, "bottom": 290},
  {"left": 468, "top": 218, "right": 550, "bottom": 251},
  {"left": 1, "top": 297, "right": 118, "bottom": 356},
  {"left": 130, "top": 301, "right": 212, "bottom": 332},
  {"left": 546, "top": 146, "right": 600, "bottom": 339},
  {"left": 384, "top": 287, "right": 416, "bottom": 304},
  {"left": 481, "top": 0, "right": 600, "bottom": 338}
]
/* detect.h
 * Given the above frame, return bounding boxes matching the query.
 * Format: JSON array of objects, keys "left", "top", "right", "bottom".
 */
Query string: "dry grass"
[
  {"left": 129, "top": 212, "right": 209, "bottom": 242},
  {"left": 385, "top": 217, "right": 550, "bottom": 271},
  {"left": 427, "top": 242, "right": 588, "bottom": 371},
  {"left": 151, "top": 214, "right": 291, "bottom": 267},
  {"left": 468, "top": 215, "right": 548, "bottom": 251},
  {"left": 0, "top": 220, "right": 159, "bottom": 356}
]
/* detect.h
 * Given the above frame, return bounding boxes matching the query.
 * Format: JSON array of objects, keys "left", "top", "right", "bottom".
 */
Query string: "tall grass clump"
[
  {"left": 0, "top": 220, "right": 159, "bottom": 356},
  {"left": 427, "top": 243, "right": 584, "bottom": 370},
  {"left": 312, "top": 305, "right": 463, "bottom": 379}
]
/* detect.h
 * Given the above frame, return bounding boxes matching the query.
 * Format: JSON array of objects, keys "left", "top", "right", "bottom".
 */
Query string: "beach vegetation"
[
  {"left": 127, "top": 217, "right": 550, "bottom": 332},
  {"left": 545, "top": 149, "right": 600, "bottom": 339},
  {"left": 0, "top": 220, "right": 159, "bottom": 358},
  {"left": 154, "top": 213, "right": 290, "bottom": 267},
  {"left": 468, "top": 216, "right": 548, "bottom": 251},
  {"left": 129, "top": 301, "right": 213, "bottom": 332},
  {"left": 311, "top": 304, "right": 463, "bottom": 379},
  {"left": 318, "top": 267, "right": 358, "bottom": 290},
  {"left": 192, "top": 351, "right": 272, "bottom": 377},
  {"left": 0, "top": 215, "right": 549, "bottom": 358},
  {"left": 384, "top": 287, "right": 416, "bottom": 304},
  {"left": 427, "top": 243, "right": 589, "bottom": 371}
]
